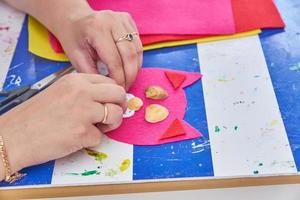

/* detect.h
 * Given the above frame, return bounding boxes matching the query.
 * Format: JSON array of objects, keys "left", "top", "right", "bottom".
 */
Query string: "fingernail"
[{"left": 97, "top": 61, "right": 109, "bottom": 76}]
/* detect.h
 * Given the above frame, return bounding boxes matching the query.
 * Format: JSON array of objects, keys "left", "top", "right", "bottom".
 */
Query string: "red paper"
[
  {"left": 107, "top": 68, "right": 203, "bottom": 145},
  {"left": 165, "top": 71, "right": 187, "bottom": 89},
  {"left": 160, "top": 119, "right": 186, "bottom": 140}
]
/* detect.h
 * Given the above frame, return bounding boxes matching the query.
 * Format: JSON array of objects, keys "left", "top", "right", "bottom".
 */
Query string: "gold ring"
[
  {"left": 101, "top": 104, "right": 108, "bottom": 124},
  {"left": 116, "top": 32, "right": 139, "bottom": 43}
]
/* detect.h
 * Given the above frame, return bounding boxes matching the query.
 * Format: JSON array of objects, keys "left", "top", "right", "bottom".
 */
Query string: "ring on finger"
[
  {"left": 115, "top": 32, "right": 139, "bottom": 43},
  {"left": 101, "top": 104, "right": 108, "bottom": 124}
]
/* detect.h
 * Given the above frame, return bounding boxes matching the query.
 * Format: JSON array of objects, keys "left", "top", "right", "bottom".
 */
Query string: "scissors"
[{"left": 0, "top": 65, "right": 75, "bottom": 115}]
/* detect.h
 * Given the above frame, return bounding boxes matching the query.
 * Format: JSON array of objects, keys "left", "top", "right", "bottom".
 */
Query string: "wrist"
[
  {"left": 0, "top": 116, "right": 26, "bottom": 179},
  {"left": 48, "top": 1, "right": 94, "bottom": 39}
]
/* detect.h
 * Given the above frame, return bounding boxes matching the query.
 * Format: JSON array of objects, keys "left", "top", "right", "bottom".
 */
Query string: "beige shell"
[
  {"left": 145, "top": 86, "right": 168, "bottom": 100},
  {"left": 145, "top": 104, "right": 169, "bottom": 123},
  {"left": 128, "top": 97, "right": 143, "bottom": 111}
]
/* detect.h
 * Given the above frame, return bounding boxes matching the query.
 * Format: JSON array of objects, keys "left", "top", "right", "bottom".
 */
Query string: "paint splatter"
[
  {"left": 233, "top": 100, "right": 245, "bottom": 106},
  {"left": 214, "top": 126, "right": 221, "bottom": 133},
  {"left": 253, "top": 170, "right": 259, "bottom": 174},
  {"left": 81, "top": 170, "right": 100, "bottom": 176},
  {"left": 270, "top": 119, "right": 279, "bottom": 126},
  {"left": 258, "top": 163, "right": 263, "bottom": 167},
  {"left": 66, "top": 170, "right": 100, "bottom": 176},
  {"left": 289, "top": 62, "right": 300, "bottom": 71},
  {"left": 85, "top": 148, "right": 108, "bottom": 162},
  {"left": 120, "top": 159, "right": 131, "bottom": 172},
  {"left": 234, "top": 126, "right": 238, "bottom": 131},
  {"left": 0, "top": 26, "right": 9, "bottom": 31},
  {"left": 217, "top": 77, "right": 235, "bottom": 82},
  {"left": 105, "top": 168, "right": 118, "bottom": 177},
  {"left": 253, "top": 75, "right": 260, "bottom": 78}
]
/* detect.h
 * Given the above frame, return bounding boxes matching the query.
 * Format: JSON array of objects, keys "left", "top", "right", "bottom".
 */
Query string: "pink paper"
[
  {"left": 87, "top": 0, "right": 235, "bottom": 35},
  {"left": 107, "top": 68, "right": 203, "bottom": 145}
]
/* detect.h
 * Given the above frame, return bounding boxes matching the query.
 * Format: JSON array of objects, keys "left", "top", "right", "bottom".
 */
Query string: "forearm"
[{"left": 3, "top": 0, "right": 93, "bottom": 36}]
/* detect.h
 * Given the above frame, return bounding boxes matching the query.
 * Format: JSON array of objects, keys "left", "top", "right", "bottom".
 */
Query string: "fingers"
[
  {"left": 82, "top": 125, "right": 103, "bottom": 148},
  {"left": 89, "top": 31, "right": 126, "bottom": 88},
  {"left": 68, "top": 48, "right": 98, "bottom": 74},
  {"left": 89, "top": 83, "right": 127, "bottom": 111},
  {"left": 97, "top": 123, "right": 122, "bottom": 133},
  {"left": 75, "top": 73, "right": 116, "bottom": 84},
  {"left": 87, "top": 11, "right": 141, "bottom": 90},
  {"left": 121, "top": 12, "right": 143, "bottom": 70},
  {"left": 89, "top": 102, "right": 124, "bottom": 125},
  {"left": 112, "top": 17, "right": 139, "bottom": 90}
]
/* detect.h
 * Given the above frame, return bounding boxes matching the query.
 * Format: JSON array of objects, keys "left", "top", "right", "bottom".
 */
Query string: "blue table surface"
[{"left": 1, "top": 0, "right": 300, "bottom": 187}]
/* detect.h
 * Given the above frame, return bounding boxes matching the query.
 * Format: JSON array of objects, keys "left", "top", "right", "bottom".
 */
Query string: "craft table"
[{"left": 0, "top": 0, "right": 300, "bottom": 199}]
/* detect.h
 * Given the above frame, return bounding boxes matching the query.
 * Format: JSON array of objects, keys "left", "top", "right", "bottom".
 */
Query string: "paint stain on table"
[
  {"left": 66, "top": 170, "right": 101, "bottom": 176},
  {"left": 85, "top": 148, "right": 108, "bottom": 162}
]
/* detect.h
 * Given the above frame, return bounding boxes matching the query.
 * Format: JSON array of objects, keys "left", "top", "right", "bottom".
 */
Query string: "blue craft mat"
[{"left": 1, "top": 0, "right": 300, "bottom": 187}]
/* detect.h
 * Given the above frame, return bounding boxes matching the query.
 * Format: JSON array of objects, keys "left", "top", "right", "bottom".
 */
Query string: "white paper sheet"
[
  {"left": 52, "top": 135, "right": 133, "bottom": 184},
  {"left": 198, "top": 35, "right": 297, "bottom": 177},
  {"left": 0, "top": 2, "right": 25, "bottom": 90}
]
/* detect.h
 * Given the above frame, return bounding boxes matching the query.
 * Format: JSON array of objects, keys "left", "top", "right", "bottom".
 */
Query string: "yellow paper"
[
  {"left": 28, "top": 15, "right": 260, "bottom": 62},
  {"left": 28, "top": 16, "right": 69, "bottom": 62}
]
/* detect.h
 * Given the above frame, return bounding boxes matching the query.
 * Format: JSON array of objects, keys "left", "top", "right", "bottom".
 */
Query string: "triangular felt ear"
[
  {"left": 160, "top": 119, "right": 186, "bottom": 140},
  {"left": 165, "top": 71, "right": 187, "bottom": 89}
]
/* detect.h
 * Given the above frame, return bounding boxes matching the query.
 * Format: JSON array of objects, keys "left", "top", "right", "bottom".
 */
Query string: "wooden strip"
[{"left": 1, "top": 175, "right": 300, "bottom": 199}]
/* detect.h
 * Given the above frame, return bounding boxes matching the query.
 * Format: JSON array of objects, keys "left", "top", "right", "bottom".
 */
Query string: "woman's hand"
[
  {"left": 3, "top": 0, "right": 143, "bottom": 90},
  {"left": 55, "top": 10, "right": 143, "bottom": 91},
  {"left": 0, "top": 73, "right": 126, "bottom": 179}
]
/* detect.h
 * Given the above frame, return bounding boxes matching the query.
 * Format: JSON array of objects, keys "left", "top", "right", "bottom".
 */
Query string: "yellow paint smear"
[{"left": 119, "top": 159, "right": 131, "bottom": 172}]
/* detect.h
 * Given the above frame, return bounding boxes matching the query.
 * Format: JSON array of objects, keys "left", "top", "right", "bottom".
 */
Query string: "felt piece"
[
  {"left": 143, "top": 30, "right": 261, "bottom": 51},
  {"left": 141, "top": 35, "right": 203, "bottom": 45},
  {"left": 141, "top": 0, "right": 285, "bottom": 45},
  {"left": 160, "top": 119, "right": 186, "bottom": 140},
  {"left": 107, "top": 68, "right": 203, "bottom": 145},
  {"left": 87, "top": 0, "right": 235, "bottom": 35},
  {"left": 28, "top": 18, "right": 260, "bottom": 61},
  {"left": 232, "top": 0, "right": 285, "bottom": 33},
  {"left": 165, "top": 71, "right": 187, "bottom": 89},
  {"left": 49, "top": 32, "right": 63, "bottom": 53},
  {"left": 28, "top": 0, "right": 284, "bottom": 59},
  {"left": 28, "top": 16, "right": 69, "bottom": 61}
]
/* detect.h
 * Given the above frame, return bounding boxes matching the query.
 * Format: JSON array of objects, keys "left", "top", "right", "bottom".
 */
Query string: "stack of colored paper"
[{"left": 28, "top": 0, "right": 284, "bottom": 61}]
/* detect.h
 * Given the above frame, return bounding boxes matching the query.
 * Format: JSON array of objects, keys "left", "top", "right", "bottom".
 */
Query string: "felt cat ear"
[
  {"left": 165, "top": 70, "right": 203, "bottom": 90},
  {"left": 165, "top": 71, "right": 186, "bottom": 89},
  {"left": 159, "top": 119, "right": 186, "bottom": 140}
]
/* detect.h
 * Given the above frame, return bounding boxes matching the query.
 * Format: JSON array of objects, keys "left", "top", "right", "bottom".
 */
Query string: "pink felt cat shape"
[{"left": 107, "top": 68, "right": 203, "bottom": 145}]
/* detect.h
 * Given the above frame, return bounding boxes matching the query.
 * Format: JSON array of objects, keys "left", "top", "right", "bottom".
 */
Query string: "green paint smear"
[
  {"left": 258, "top": 163, "right": 263, "bottom": 167},
  {"left": 66, "top": 170, "right": 100, "bottom": 176},
  {"left": 105, "top": 168, "right": 118, "bottom": 177},
  {"left": 253, "top": 170, "right": 259, "bottom": 174},
  {"left": 289, "top": 62, "right": 300, "bottom": 71},
  {"left": 214, "top": 126, "right": 221, "bottom": 133},
  {"left": 65, "top": 172, "right": 80, "bottom": 176},
  {"left": 85, "top": 148, "right": 108, "bottom": 162},
  {"left": 81, "top": 170, "right": 99, "bottom": 176}
]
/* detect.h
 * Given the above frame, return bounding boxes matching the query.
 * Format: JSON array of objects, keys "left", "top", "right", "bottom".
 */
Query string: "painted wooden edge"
[{"left": 1, "top": 175, "right": 300, "bottom": 199}]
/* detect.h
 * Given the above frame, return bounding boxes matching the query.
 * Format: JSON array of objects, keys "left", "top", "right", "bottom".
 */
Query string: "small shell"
[
  {"left": 145, "top": 86, "right": 168, "bottom": 100},
  {"left": 128, "top": 97, "right": 143, "bottom": 111},
  {"left": 145, "top": 104, "right": 169, "bottom": 123}
]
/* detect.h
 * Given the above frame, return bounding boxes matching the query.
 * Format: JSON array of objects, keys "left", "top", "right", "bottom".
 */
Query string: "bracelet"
[{"left": 0, "top": 135, "right": 26, "bottom": 183}]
